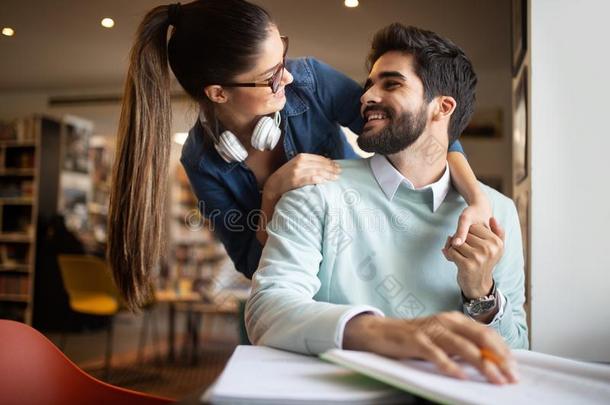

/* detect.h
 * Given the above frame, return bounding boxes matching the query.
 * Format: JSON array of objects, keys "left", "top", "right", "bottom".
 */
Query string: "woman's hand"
[
  {"left": 262, "top": 153, "right": 341, "bottom": 201},
  {"left": 257, "top": 153, "right": 340, "bottom": 245},
  {"left": 451, "top": 195, "right": 493, "bottom": 246}
]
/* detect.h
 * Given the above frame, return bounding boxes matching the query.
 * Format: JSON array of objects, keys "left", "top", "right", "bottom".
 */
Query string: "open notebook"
[
  {"left": 321, "top": 349, "right": 610, "bottom": 405},
  {"left": 204, "top": 345, "right": 413, "bottom": 404}
]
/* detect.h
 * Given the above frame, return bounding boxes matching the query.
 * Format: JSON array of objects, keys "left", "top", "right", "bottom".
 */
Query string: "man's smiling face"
[{"left": 358, "top": 51, "right": 431, "bottom": 155}]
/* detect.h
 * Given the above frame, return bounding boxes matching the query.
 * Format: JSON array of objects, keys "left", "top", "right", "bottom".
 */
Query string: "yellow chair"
[{"left": 57, "top": 254, "right": 120, "bottom": 380}]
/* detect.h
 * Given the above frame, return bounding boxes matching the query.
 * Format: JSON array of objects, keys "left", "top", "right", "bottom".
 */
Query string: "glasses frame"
[{"left": 219, "top": 36, "right": 289, "bottom": 94}]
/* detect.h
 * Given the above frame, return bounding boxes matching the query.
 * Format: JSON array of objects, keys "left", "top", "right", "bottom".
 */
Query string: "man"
[{"left": 246, "top": 24, "right": 527, "bottom": 385}]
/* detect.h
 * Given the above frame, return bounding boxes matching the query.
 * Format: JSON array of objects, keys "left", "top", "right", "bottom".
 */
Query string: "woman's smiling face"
[{"left": 221, "top": 25, "right": 294, "bottom": 117}]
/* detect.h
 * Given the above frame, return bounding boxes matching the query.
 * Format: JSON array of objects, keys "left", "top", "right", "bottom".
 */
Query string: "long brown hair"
[{"left": 108, "top": 0, "right": 272, "bottom": 309}]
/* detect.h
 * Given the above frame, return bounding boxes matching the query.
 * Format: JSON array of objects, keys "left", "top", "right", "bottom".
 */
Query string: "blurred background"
[{"left": 1, "top": 0, "right": 608, "bottom": 401}]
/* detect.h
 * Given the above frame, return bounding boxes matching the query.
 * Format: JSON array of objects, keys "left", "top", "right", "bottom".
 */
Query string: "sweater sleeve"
[
  {"left": 245, "top": 185, "right": 382, "bottom": 354},
  {"left": 487, "top": 199, "right": 529, "bottom": 349}
]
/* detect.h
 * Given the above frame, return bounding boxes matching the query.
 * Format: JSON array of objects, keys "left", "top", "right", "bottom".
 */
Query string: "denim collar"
[{"left": 283, "top": 84, "right": 309, "bottom": 117}]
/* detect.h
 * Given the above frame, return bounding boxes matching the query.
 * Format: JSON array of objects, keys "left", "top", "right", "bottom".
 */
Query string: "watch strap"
[{"left": 461, "top": 279, "right": 496, "bottom": 303}]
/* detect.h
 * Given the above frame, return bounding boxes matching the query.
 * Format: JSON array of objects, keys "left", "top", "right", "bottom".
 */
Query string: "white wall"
[{"left": 531, "top": 0, "right": 610, "bottom": 361}]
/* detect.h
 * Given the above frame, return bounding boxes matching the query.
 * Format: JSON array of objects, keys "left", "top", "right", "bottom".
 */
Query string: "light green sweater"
[{"left": 246, "top": 158, "right": 528, "bottom": 354}]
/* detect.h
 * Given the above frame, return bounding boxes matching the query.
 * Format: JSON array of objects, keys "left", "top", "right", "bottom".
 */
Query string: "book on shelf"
[
  {"left": 0, "top": 117, "right": 38, "bottom": 143},
  {"left": 0, "top": 115, "right": 40, "bottom": 325},
  {"left": 0, "top": 273, "right": 30, "bottom": 295},
  {"left": 0, "top": 244, "right": 29, "bottom": 267},
  {"left": 4, "top": 147, "right": 36, "bottom": 170}
]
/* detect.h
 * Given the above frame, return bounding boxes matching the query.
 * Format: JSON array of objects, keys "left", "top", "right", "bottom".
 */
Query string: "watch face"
[{"left": 472, "top": 299, "right": 496, "bottom": 314}]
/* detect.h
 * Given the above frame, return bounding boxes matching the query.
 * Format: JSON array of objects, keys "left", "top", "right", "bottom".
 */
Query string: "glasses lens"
[
  {"left": 282, "top": 36, "right": 289, "bottom": 57},
  {"left": 271, "top": 63, "right": 284, "bottom": 93},
  {"left": 270, "top": 36, "right": 289, "bottom": 94}
]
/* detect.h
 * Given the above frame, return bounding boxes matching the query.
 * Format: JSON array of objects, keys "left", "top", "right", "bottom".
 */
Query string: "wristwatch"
[{"left": 462, "top": 280, "right": 498, "bottom": 318}]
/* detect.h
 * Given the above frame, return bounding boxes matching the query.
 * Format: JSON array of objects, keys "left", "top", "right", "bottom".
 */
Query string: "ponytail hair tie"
[{"left": 168, "top": 3, "right": 181, "bottom": 27}]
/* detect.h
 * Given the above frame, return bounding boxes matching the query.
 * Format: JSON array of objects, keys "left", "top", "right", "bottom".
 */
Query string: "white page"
[
  {"left": 321, "top": 349, "right": 610, "bottom": 405},
  {"left": 206, "top": 345, "right": 414, "bottom": 404}
]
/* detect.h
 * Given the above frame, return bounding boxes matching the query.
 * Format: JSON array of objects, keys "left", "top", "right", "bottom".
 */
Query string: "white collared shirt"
[{"left": 369, "top": 153, "right": 451, "bottom": 212}]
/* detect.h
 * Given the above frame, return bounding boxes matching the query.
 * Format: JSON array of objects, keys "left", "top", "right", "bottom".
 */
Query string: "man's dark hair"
[{"left": 367, "top": 23, "right": 477, "bottom": 144}]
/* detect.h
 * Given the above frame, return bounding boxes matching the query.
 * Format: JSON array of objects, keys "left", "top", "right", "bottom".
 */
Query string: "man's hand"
[
  {"left": 443, "top": 217, "right": 505, "bottom": 300},
  {"left": 343, "top": 312, "right": 519, "bottom": 384}
]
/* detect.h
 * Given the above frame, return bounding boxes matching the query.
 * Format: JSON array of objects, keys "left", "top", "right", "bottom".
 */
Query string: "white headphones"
[{"left": 200, "top": 111, "right": 282, "bottom": 163}]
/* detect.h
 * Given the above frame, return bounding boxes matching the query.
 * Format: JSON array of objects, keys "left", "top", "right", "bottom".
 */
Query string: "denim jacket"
[{"left": 181, "top": 58, "right": 464, "bottom": 279}]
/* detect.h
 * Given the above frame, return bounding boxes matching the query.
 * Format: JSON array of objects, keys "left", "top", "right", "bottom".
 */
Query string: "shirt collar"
[
  {"left": 369, "top": 153, "right": 451, "bottom": 212},
  {"left": 282, "top": 84, "right": 309, "bottom": 117}
]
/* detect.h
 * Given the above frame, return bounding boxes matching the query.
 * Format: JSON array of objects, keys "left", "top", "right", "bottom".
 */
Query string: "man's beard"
[{"left": 357, "top": 104, "right": 428, "bottom": 155}]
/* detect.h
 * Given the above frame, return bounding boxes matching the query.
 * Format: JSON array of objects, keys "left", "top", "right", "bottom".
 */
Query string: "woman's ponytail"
[
  {"left": 108, "top": 0, "right": 274, "bottom": 310},
  {"left": 108, "top": 5, "right": 173, "bottom": 310}
]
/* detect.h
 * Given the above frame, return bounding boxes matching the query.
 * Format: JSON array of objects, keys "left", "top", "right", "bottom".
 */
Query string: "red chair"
[{"left": 0, "top": 320, "right": 174, "bottom": 405}]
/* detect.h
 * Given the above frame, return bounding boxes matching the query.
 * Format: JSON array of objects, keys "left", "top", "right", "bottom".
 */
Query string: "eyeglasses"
[{"left": 219, "top": 36, "right": 289, "bottom": 94}]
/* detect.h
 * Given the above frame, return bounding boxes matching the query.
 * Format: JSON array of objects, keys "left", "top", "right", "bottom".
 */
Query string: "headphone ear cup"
[
  {"left": 251, "top": 115, "right": 281, "bottom": 151},
  {"left": 215, "top": 130, "right": 248, "bottom": 163}
]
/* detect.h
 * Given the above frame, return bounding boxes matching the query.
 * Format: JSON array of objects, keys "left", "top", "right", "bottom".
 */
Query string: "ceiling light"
[
  {"left": 2, "top": 27, "right": 15, "bottom": 37},
  {"left": 344, "top": 0, "right": 359, "bottom": 7},
  {"left": 173, "top": 132, "right": 189, "bottom": 145},
  {"left": 101, "top": 18, "right": 115, "bottom": 28}
]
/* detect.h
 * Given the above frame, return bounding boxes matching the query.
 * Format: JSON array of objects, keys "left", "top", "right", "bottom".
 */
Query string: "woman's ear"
[
  {"left": 204, "top": 85, "right": 229, "bottom": 104},
  {"left": 432, "top": 96, "right": 457, "bottom": 121}
]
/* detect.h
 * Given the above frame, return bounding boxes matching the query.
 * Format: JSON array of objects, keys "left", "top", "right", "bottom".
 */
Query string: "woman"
[{"left": 108, "top": 0, "right": 492, "bottom": 308}]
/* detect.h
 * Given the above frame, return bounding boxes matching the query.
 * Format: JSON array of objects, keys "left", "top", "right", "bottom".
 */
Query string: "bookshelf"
[
  {"left": 167, "top": 163, "right": 222, "bottom": 292},
  {"left": 165, "top": 144, "right": 247, "bottom": 301},
  {"left": 29, "top": 115, "right": 93, "bottom": 330},
  {"left": 1, "top": 114, "right": 95, "bottom": 327},
  {"left": 87, "top": 136, "right": 114, "bottom": 253},
  {"left": 0, "top": 117, "right": 41, "bottom": 324}
]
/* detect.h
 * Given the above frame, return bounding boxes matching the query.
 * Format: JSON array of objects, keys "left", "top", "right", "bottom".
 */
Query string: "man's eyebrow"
[
  {"left": 363, "top": 71, "right": 408, "bottom": 90},
  {"left": 378, "top": 71, "right": 408, "bottom": 81}
]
